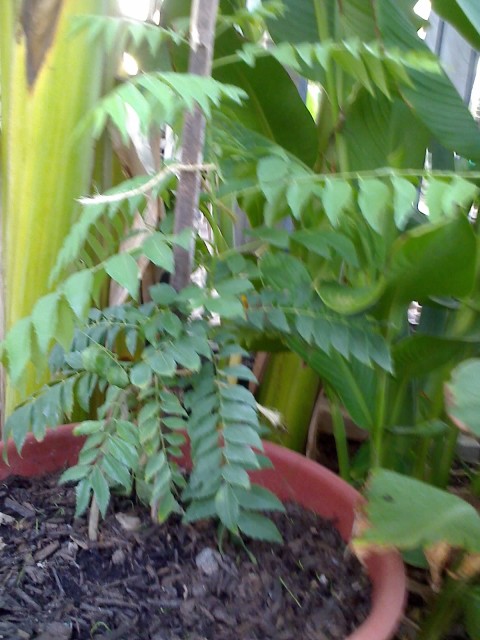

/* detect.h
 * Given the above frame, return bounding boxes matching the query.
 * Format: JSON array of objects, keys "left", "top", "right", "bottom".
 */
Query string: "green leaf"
[
  {"left": 168, "top": 341, "right": 202, "bottom": 371},
  {"left": 147, "top": 350, "right": 176, "bottom": 377},
  {"left": 220, "top": 365, "right": 258, "bottom": 383},
  {"left": 354, "top": 469, "right": 480, "bottom": 553},
  {"left": 73, "top": 420, "right": 104, "bottom": 436},
  {"left": 59, "top": 464, "right": 91, "bottom": 484},
  {"left": 224, "top": 425, "right": 263, "bottom": 449},
  {"left": 90, "top": 467, "right": 111, "bottom": 517},
  {"left": 183, "top": 497, "right": 217, "bottom": 522},
  {"left": 130, "top": 362, "right": 152, "bottom": 387},
  {"left": 222, "top": 465, "right": 251, "bottom": 489},
  {"left": 32, "top": 293, "right": 59, "bottom": 354},
  {"left": 445, "top": 359, "right": 480, "bottom": 437},
  {"left": 101, "top": 454, "right": 131, "bottom": 490},
  {"left": 75, "top": 478, "right": 92, "bottom": 518},
  {"left": 322, "top": 179, "right": 353, "bottom": 226},
  {"left": 145, "top": 451, "right": 169, "bottom": 483},
  {"left": 62, "top": 270, "right": 94, "bottom": 319},
  {"left": 234, "top": 484, "right": 285, "bottom": 512},
  {"left": 268, "top": 308, "right": 290, "bottom": 333},
  {"left": 442, "top": 177, "right": 479, "bottom": 217},
  {"left": 149, "top": 283, "right": 177, "bottom": 305},
  {"left": 224, "top": 443, "right": 260, "bottom": 468},
  {"left": 215, "top": 483, "right": 240, "bottom": 532},
  {"left": 358, "top": 178, "right": 390, "bottom": 233},
  {"left": 104, "top": 253, "right": 139, "bottom": 300},
  {"left": 106, "top": 436, "right": 139, "bottom": 469},
  {"left": 142, "top": 233, "right": 175, "bottom": 272},
  {"left": 391, "top": 176, "right": 417, "bottom": 230},
  {"left": 237, "top": 511, "right": 282, "bottom": 543},
  {"left": 5, "top": 318, "right": 32, "bottom": 385},
  {"left": 204, "top": 296, "right": 245, "bottom": 319}
]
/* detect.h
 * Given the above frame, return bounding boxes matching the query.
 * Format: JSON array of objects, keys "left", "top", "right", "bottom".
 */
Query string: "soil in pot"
[{"left": 0, "top": 472, "right": 371, "bottom": 640}]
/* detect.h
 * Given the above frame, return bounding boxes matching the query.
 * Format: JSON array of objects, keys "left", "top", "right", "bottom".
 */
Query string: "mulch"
[{"left": 0, "top": 472, "right": 371, "bottom": 640}]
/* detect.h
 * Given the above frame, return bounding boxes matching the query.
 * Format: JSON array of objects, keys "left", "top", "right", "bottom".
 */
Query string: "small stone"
[
  {"left": 112, "top": 548, "right": 126, "bottom": 565},
  {"left": 115, "top": 513, "right": 142, "bottom": 531},
  {"left": 195, "top": 547, "right": 221, "bottom": 576}
]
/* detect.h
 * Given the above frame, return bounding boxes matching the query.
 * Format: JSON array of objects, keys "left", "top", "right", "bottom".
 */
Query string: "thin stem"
[
  {"left": 326, "top": 386, "right": 350, "bottom": 480},
  {"left": 418, "top": 576, "right": 468, "bottom": 640},
  {"left": 88, "top": 495, "right": 100, "bottom": 542}
]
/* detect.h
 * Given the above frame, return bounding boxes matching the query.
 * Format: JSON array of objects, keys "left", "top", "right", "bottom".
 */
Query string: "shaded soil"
[{"left": 0, "top": 473, "right": 371, "bottom": 640}]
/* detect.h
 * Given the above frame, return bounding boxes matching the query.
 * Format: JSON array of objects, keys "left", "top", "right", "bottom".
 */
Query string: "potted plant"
[{"left": 0, "top": 0, "right": 406, "bottom": 638}]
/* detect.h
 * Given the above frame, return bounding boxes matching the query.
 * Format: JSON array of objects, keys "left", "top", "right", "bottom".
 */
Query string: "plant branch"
[
  {"left": 77, "top": 162, "right": 215, "bottom": 207},
  {"left": 171, "top": 0, "right": 220, "bottom": 292}
]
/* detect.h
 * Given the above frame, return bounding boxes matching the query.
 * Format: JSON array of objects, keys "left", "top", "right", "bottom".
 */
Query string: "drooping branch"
[{"left": 171, "top": 0, "right": 220, "bottom": 292}]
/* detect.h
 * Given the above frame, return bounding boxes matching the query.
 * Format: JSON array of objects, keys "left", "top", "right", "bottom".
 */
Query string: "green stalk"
[
  {"left": 325, "top": 386, "right": 350, "bottom": 480},
  {"left": 1, "top": 0, "right": 110, "bottom": 419},
  {"left": 256, "top": 352, "right": 321, "bottom": 453},
  {"left": 418, "top": 576, "right": 468, "bottom": 640}
]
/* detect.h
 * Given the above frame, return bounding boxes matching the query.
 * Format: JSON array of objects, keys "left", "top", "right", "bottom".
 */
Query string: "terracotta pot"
[{"left": 0, "top": 425, "right": 406, "bottom": 640}]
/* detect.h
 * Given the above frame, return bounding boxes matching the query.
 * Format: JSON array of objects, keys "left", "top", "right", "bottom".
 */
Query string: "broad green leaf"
[
  {"left": 319, "top": 280, "right": 385, "bottom": 315},
  {"left": 142, "top": 234, "right": 174, "bottom": 272},
  {"left": 215, "top": 483, "right": 240, "bottom": 532},
  {"left": 354, "top": 469, "right": 480, "bottom": 553},
  {"left": 32, "top": 293, "right": 59, "bottom": 354},
  {"left": 358, "top": 178, "right": 390, "bottom": 233},
  {"left": 62, "top": 270, "right": 93, "bottom": 319},
  {"left": 222, "top": 402, "right": 259, "bottom": 425},
  {"left": 214, "top": 30, "right": 317, "bottom": 166},
  {"left": 155, "top": 490, "right": 180, "bottom": 523},
  {"left": 387, "top": 216, "right": 476, "bottom": 303},
  {"left": 391, "top": 176, "right": 417, "bottom": 230},
  {"left": 393, "top": 335, "right": 472, "bottom": 380},
  {"left": 464, "top": 587, "right": 480, "bottom": 640},
  {"left": 237, "top": 511, "right": 282, "bottom": 543},
  {"left": 425, "top": 179, "right": 450, "bottom": 222},
  {"left": 445, "top": 359, "right": 480, "bottom": 437},
  {"left": 215, "top": 278, "right": 255, "bottom": 296},
  {"left": 431, "top": 0, "right": 480, "bottom": 50},
  {"left": 322, "top": 179, "right": 353, "bottom": 226},
  {"left": 104, "top": 253, "right": 140, "bottom": 300},
  {"left": 106, "top": 436, "right": 139, "bottom": 469}
]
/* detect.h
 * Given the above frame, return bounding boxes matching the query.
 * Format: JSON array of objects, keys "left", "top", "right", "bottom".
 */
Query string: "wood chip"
[{"left": 34, "top": 540, "right": 60, "bottom": 562}]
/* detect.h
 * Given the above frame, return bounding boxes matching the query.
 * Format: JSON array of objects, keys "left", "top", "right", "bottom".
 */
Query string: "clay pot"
[{"left": 0, "top": 424, "right": 405, "bottom": 640}]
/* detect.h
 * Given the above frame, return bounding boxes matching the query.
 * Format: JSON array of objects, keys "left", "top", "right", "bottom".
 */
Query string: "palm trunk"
[{"left": 0, "top": 0, "right": 110, "bottom": 422}]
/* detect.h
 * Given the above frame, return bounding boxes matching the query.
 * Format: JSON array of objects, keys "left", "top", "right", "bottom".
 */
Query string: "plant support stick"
[{"left": 171, "top": 0, "right": 220, "bottom": 292}]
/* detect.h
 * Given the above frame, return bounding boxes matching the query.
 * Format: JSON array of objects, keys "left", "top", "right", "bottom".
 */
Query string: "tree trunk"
[{"left": 171, "top": 0, "right": 220, "bottom": 291}]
